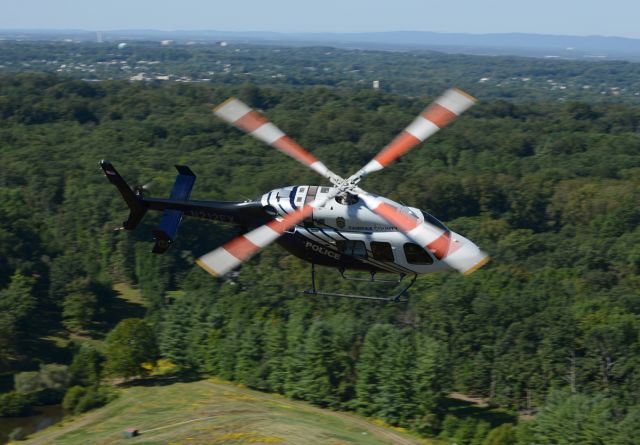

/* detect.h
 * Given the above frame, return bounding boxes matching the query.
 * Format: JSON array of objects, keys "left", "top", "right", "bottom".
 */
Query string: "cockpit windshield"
[{"left": 421, "top": 210, "right": 449, "bottom": 232}]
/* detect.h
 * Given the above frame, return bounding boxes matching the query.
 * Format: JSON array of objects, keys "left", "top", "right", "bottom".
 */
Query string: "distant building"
[
  {"left": 372, "top": 80, "right": 380, "bottom": 90},
  {"left": 117, "top": 43, "right": 127, "bottom": 49},
  {"left": 96, "top": 31, "right": 103, "bottom": 43},
  {"left": 161, "top": 40, "right": 175, "bottom": 46}
]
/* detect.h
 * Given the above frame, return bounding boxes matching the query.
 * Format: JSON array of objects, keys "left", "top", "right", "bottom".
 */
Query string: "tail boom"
[{"left": 101, "top": 160, "right": 273, "bottom": 253}]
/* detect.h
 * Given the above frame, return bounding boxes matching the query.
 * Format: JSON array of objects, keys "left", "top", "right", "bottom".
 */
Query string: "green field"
[{"left": 21, "top": 379, "right": 437, "bottom": 445}]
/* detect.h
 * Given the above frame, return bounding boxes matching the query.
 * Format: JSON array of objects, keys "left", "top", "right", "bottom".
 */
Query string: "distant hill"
[
  {"left": 1, "top": 28, "right": 640, "bottom": 61},
  {"left": 22, "top": 379, "right": 430, "bottom": 445}
]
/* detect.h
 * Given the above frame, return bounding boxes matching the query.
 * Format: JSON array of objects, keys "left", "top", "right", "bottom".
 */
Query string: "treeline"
[{"left": 1, "top": 73, "right": 640, "bottom": 443}]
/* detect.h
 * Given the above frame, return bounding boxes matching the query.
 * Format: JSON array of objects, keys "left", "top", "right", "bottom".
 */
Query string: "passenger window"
[
  {"left": 371, "top": 242, "right": 394, "bottom": 262},
  {"left": 336, "top": 240, "right": 367, "bottom": 258},
  {"left": 403, "top": 243, "right": 433, "bottom": 265}
]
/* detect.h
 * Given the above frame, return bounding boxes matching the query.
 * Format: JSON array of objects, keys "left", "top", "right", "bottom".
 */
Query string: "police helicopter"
[{"left": 101, "top": 88, "right": 489, "bottom": 301}]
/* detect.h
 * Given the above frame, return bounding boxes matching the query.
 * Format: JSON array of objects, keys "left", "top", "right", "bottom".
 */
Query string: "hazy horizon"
[
  {"left": 3, "top": 0, "right": 640, "bottom": 40},
  {"left": 2, "top": 28, "right": 640, "bottom": 41}
]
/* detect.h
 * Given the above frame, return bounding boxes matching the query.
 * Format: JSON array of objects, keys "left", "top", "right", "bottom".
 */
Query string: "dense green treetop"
[{"left": 0, "top": 70, "right": 639, "bottom": 441}]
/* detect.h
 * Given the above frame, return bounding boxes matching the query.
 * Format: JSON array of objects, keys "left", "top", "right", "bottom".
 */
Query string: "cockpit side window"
[
  {"left": 421, "top": 210, "right": 449, "bottom": 232},
  {"left": 403, "top": 243, "right": 434, "bottom": 265}
]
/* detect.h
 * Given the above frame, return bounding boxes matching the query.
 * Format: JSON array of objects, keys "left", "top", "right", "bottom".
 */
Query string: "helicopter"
[{"left": 101, "top": 88, "right": 489, "bottom": 301}]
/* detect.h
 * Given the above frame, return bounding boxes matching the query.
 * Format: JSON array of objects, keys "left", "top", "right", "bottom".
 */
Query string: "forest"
[{"left": 0, "top": 56, "right": 639, "bottom": 445}]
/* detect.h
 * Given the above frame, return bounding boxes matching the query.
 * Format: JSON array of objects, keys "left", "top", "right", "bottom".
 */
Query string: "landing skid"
[{"left": 302, "top": 263, "right": 417, "bottom": 302}]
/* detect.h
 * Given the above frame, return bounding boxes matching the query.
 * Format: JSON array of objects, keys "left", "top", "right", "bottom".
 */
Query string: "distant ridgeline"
[
  {"left": 0, "top": 40, "right": 639, "bottom": 103},
  {"left": 0, "top": 70, "right": 639, "bottom": 444},
  {"left": 2, "top": 29, "right": 640, "bottom": 61}
]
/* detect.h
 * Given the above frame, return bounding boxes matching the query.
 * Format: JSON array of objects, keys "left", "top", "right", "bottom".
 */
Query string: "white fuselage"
[{"left": 260, "top": 185, "right": 476, "bottom": 275}]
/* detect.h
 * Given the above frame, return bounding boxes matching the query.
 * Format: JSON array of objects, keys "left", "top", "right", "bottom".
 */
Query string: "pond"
[{"left": 0, "top": 405, "right": 64, "bottom": 444}]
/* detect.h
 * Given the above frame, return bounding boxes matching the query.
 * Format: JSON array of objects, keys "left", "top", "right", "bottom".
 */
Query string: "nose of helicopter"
[{"left": 443, "top": 232, "right": 490, "bottom": 275}]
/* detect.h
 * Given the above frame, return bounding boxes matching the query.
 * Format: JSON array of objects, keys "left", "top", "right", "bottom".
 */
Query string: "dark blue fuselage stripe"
[
  {"left": 289, "top": 186, "right": 299, "bottom": 210},
  {"left": 325, "top": 227, "right": 349, "bottom": 241},
  {"left": 301, "top": 228, "right": 336, "bottom": 247}
]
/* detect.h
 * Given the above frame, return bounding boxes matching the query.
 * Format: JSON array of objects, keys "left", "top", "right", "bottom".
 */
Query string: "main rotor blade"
[
  {"left": 214, "top": 98, "right": 342, "bottom": 184},
  {"left": 356, "top": 191, "right": 488, "bottom": 275},
  {"left": 350, "top": 88, "right": 476, "bottom": 181},
  {"left": 196, "top": 190, "right": 339, "bottom": 277}
]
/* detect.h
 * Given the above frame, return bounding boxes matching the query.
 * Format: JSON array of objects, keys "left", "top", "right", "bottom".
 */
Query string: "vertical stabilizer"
[{"left": 152, "top": 165, "right": 196, "bottom": 253}]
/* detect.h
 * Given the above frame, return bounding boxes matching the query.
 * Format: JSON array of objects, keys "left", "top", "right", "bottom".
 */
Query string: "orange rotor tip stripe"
[
  {"left": 224, "top": 236, "right": 261, "bottom": 262},
  {"left": 374, "top": 202, "right": 419, "bottom": 232},
  {"left": 374, "top": 132, "right": 420, "bottom": 166},
  {"left": 274, "top": 136, "right": 319, "bottom": 166},
  {"left": 423, "top": 103, "right": 457, "bottom": 129},
  {"left": 235, "top": 111, "right": 269, "bottom": 133},
  {"left": 426, "top": 233, "right": 451, "bottom": 260}
]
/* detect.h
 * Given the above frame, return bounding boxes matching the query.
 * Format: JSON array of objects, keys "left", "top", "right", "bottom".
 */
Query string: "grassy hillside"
[{"left": 21, "top": 379, "right": 436, "bottom": 445}]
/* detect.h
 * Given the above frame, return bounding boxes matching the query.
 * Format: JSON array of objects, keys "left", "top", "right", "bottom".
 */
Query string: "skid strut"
[{"left": 303, "top": 263, "right": 416, "bottom": 302}]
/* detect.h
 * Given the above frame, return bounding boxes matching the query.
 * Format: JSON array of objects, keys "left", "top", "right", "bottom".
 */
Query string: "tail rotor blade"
[
  {"left": 214, "top": 98, "right": 341, "bottom": 183},
  {"left": 196, "top": 191, "right": 338, "bottom": 276},
  {"left": 351, "top": 88, "right": 476, "bottom": 180}
]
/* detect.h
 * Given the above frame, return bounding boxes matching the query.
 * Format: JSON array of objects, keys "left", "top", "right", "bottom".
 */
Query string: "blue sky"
[{"left": 2, "top": 0, "right": 639, "bottom": 39}]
